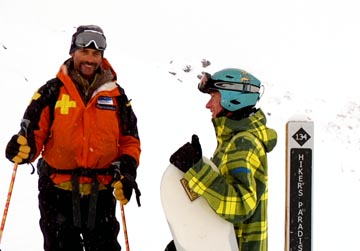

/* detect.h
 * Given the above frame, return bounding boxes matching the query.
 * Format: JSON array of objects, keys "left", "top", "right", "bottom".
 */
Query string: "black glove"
[
  {"left": 170, "top": 134, "right": 202, "bottom": 173},
  {"left": 5, "top": 119, "right": 36, "bottom": 164},
  {"left": 112, "top": 155, "right": 141, "bottom": 206}
]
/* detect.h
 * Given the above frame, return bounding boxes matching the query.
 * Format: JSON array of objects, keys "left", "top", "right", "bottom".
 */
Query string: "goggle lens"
[
  {"left": 198, "top": 72, "right": 213, "bottom": 93},
  {"left": 75, "top": 31, "right": 106, "bottom": 51}
]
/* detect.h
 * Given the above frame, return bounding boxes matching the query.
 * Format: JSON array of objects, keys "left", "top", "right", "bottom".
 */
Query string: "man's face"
[{"left": 71, "top": 48, "right": 103, "bottom": 80}]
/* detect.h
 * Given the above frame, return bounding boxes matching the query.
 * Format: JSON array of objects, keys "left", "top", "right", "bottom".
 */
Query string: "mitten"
[
  {"left": 112, "top": 155, "right": 141, "bottom": 206},
  {"left": 170, "top": 134, "right": 202, "bottom": 173},
  {"left": 5, "top": 120, "right": 36, "bottom": 164}
]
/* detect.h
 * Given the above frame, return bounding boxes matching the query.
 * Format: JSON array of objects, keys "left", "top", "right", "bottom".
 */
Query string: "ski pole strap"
[
  {"left": 124, "top": 174, "right": 141, "bottom": 207},
  {"left": 130, "top": 177, "right": 141, "bottom": 207},
  {"left": 135, "top": 188, "right": 141, "bottom": 207}
]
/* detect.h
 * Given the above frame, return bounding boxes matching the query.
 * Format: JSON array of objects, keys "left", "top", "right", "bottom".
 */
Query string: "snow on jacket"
[
  {"left": 23, "top": 58, "right": 141, "bottom": 187},
  {"left": 184, "top": 109, "right": 277, "bottom": 251}
]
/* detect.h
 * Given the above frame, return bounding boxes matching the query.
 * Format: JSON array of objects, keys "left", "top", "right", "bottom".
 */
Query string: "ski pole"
[
  {"left": 120, "top": 203, "right": 130, "bottom": 251},
  {"left": 0, "top": 119, "right": 31, "bottom": 248},
  {"left": 0, "top": 163, "right": 19, "bottom": 246}
]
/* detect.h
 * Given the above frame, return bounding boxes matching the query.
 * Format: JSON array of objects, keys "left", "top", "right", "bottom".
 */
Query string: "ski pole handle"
[{"left": 19, "top": 119, "right": 30, "bottom": 137}]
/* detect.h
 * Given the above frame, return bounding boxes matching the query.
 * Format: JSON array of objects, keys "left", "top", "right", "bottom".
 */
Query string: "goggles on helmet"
[
  {"left": 75, "top": 30, "right": 107, "bottom": 51},
  {"left": 198, "top": 72, "right": 260, "bottom": 94}
]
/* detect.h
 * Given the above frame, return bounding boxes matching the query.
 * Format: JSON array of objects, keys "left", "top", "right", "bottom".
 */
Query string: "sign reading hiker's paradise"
[{"left": 285, "top": 117, "right": 314, "bottom": 251}]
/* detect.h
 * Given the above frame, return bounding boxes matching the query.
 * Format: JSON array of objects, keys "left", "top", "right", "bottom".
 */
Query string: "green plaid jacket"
[{"left": 184, "top": 109, "right": 277, "bottom": 251}]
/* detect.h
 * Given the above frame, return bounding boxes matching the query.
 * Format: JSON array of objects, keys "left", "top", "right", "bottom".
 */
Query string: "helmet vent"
[
  {"left": 230, "top": 100, "right": 241, "bottom": 105},
  {"left": 225, "top": 75, "right": 234, "bottom": 79}
]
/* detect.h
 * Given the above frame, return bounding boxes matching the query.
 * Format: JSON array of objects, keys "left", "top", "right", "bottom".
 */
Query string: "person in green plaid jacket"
[{"left": 167, "top": 68, "right": 277, "bottom": 251}]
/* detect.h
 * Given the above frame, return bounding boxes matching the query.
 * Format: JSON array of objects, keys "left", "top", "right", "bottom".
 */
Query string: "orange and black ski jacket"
[{"left": 23, "top": 58, "right": 141, "bottom": 186}]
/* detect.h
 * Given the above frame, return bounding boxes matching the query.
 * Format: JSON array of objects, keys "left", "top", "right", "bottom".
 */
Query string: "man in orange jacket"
[{"left": 5, "top": 25, "right": 141, "bottom": 251}]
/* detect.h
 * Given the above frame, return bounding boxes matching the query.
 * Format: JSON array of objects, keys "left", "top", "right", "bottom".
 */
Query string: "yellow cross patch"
[{"left": 55, "top": 94, "right": 76, "bottom": 114}]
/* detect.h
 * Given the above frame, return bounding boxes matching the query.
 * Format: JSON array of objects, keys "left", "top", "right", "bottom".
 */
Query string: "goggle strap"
[
  {"left": 214, "top": 82, "right": 260, "bottom": 93},
  {"left": 199, "top": 72, "right": 260, "bottom": 94},
  {"left": 83, "top": 30, "right": 104, "bottom": 36}
]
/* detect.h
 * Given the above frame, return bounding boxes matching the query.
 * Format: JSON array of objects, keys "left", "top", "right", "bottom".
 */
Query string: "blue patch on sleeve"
[{"left": 230, "top": 167, "right": 251, "bottom": 175}]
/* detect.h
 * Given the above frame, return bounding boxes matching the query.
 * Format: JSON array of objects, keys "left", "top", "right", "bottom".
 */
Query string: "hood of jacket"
[{"left": 212, "top": 108, "right": 277, "bottom": 153}]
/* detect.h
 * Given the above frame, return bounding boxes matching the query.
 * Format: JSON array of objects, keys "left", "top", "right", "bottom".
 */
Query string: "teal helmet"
[{"left": 198, "top": 68, "right": 261, "bottom": 111}]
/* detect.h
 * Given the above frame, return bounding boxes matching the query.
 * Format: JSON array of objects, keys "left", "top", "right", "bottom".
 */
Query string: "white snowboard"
[{"left": 160, "top": 157, "right": 238, "bottom": 251}]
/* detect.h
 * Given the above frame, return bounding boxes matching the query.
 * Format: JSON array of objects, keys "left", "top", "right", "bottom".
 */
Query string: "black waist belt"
[
  {"left": 37, "top": 158, "right": 114, "bottom": 230},
  {"left": 37, "top": 158, "right": 115, "bottom": 177}
]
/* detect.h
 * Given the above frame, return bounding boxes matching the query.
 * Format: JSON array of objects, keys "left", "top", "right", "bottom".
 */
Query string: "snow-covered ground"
[{"left": 1, "top": 0, "right": 360, "bottom": 250}]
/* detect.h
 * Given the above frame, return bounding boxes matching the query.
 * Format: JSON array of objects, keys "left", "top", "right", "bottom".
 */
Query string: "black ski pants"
[{"left": 38, "top": 176, "right": 121, "bottom": 251}]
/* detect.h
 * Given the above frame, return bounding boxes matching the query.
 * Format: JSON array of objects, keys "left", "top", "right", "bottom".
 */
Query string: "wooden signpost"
[{"left": 285, "top": 117, "right": 314, "bottom": 251}]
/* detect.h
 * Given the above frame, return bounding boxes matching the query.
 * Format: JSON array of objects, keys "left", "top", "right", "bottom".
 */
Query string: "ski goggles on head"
[
  {"left": 198, "top": 72, "right": 260, "bottom": 94},
  {"left": 75, "top": 30, "right": 107, "bottom": 51}
]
